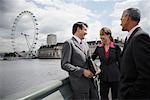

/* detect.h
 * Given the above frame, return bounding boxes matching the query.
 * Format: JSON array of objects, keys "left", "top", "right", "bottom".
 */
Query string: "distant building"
[
  {"left": 38, "top": 43, "right": 63, "bottom": 59},
  {"left": 47, "top": 34, "right": 57, "bottom": 46},
  {"left": 38, "top": 41, "right": 101, "bottom": 59},
  {"left": 87, "top": 40, "right": 101, "bottom": 56},
  {"left": 38, "top": 35, "right": 123, "bottom": 59}
]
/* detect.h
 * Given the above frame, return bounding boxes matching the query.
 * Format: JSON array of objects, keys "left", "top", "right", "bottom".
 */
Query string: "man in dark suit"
[
  {"left": 61, "top": 22, "right": 99, "bottom": 100},
  {"left": 119, "top": 8, "right": 150, "bottom": 99}
]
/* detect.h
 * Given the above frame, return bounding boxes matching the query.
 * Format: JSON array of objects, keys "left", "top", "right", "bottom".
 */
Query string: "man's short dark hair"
[
  {"left": 125, "top": 8, "right": 141, "bottom": 22},
  {"left": 72, "top": 22, "right": 88, "bottom": 35}
]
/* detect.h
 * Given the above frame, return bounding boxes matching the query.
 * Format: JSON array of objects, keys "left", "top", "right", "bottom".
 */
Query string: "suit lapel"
[
  {"left": 82, "top": 42, "right": 89, "bottom": 55},
  {"left": 72, "top": 37, "right": 87, "bottom": 55},
  {"left": 121, "top": 27, "right": 141, "bottom": 56}
]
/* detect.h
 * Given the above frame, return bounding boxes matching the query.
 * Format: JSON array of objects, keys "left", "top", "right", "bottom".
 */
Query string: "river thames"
[{"left": 0, "top": 59, "right": 68, "bottom": 100}]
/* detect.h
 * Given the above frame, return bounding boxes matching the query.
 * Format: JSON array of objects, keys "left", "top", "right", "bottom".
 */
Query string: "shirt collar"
[
  {"left": 99, "top": 42, "right": 115, "bottom": 48},
  {"left": 73, "top": 35, "right": 82, "bottom": 44},
  {"left": 127, "top": 25, "right": 139, "bottom": 40}
]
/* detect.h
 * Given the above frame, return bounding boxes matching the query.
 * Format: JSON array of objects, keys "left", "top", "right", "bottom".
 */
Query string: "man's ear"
[{"left": 77, "top": 27, "right": 81, "bottom": 32}]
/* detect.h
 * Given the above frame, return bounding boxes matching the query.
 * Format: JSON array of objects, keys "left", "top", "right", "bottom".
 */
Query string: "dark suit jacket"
[
  {"left": 119, "top": 27, "right": 150, "bottom": 99},
  {"left": 92, "top": 43, "right": 121, "bottom": 82},
  {"left": 61, "top": 37, "right": 94, "bottom": 93}
]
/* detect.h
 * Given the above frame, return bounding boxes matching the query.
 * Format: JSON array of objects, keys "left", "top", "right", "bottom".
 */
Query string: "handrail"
[{"left": 19, "top": 77, "right": 73, "bottom": 100}]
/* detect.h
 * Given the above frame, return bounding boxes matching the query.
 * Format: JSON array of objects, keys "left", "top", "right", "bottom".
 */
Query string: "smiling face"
[
  {"left": 77, "top": 24, "right": 88, "bottom": 40},
  {"left": 100, "top": 29, "right": 111, "bottom": 44}
]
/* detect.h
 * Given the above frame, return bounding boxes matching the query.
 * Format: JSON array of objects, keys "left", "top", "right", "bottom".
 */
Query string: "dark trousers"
[
  {"left": 73, "top": 81, "right": 99, "bottom": 100},
  {"left": 100, "top": 80, "right": 119, "bottom": 100}
]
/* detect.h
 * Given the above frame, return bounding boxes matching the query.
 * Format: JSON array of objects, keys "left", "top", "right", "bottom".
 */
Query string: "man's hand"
[{"left": 83, "top": 69, "right": 94, "bottom": 78}]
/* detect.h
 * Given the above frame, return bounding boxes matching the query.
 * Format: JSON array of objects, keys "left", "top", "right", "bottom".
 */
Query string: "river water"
[{"left": 0, "top": 59, "right": 68, "bottom": 100}]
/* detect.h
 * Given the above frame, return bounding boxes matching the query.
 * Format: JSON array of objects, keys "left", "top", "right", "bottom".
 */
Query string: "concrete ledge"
[{"left": 19, "top": 77, "right": 73, "bottom": 100}]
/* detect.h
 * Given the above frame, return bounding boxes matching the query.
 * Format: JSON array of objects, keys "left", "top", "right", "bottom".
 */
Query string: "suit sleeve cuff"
[{"left": 78, "top": 68, "right": 84, "bottom": 77}]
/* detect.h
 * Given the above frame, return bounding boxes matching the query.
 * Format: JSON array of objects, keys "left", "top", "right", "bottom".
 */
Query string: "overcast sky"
[{"left": 0, "top": 0, "right": 150, "bottom": 53}]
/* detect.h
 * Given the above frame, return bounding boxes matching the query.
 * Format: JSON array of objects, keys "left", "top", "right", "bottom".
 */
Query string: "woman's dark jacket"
[{"left": 92, "top": 42, "right": 121, "bottom": 82}]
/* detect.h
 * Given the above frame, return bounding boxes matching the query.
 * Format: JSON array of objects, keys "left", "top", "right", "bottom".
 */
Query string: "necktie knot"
[
  {"left": 79, "top": 40, "right": 86, "bottom": 54},
  {"left": 80, "top": 41, "right": 84, "bottom": 49}
]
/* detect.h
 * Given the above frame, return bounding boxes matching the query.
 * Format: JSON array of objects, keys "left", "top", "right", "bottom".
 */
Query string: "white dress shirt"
[
  {"left": 73, "top": 35, "right": 82, "bottom": 44},
  {"left": 126, "top": 25, "right": 139, "bottom": 41},
  {"left": 73, "top": 35, "right": 86, "bottom": 52}
]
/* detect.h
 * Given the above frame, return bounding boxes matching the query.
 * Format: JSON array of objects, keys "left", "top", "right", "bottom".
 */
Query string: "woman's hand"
[{"left": 95, "top": 68, "right": 101, "bottom": 75}]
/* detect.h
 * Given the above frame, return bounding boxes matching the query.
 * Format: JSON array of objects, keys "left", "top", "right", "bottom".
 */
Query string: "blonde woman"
[{"left": 92, "top": 27, "right": 121, "bottom": 100}]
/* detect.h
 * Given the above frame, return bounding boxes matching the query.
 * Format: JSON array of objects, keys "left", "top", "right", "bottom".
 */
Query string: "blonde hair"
[{"left": 100, "top": 27, "right": 114, "bottom": 42}]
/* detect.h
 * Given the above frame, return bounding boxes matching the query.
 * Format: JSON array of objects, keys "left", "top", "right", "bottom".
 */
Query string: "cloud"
[
  {"left": 110, "top": 0, "right": 150, "bottom": 40},
  {"left": 86, "top": 21, "right": 102, "bottom": 41},
  {"left": 111, "top": 0, "right": 139, "bottom": 18},
  {"left": 0, "top": 0, "right": 99, "bottom": 52},
  {"left": 0, "top": 0, "right": 149, "bottom": 53},
  {"left": 92, "top": 0, "right": 122, "bottom": 1}
]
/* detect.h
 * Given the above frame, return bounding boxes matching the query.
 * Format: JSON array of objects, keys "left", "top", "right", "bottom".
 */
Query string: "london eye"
[{"left": 11, "top": 11, "right": 39, "bottom": 58}]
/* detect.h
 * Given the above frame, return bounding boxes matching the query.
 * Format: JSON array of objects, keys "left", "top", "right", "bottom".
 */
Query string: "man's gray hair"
[{"left": 125, "top": 8, "right": 141, "bottom": 22}]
